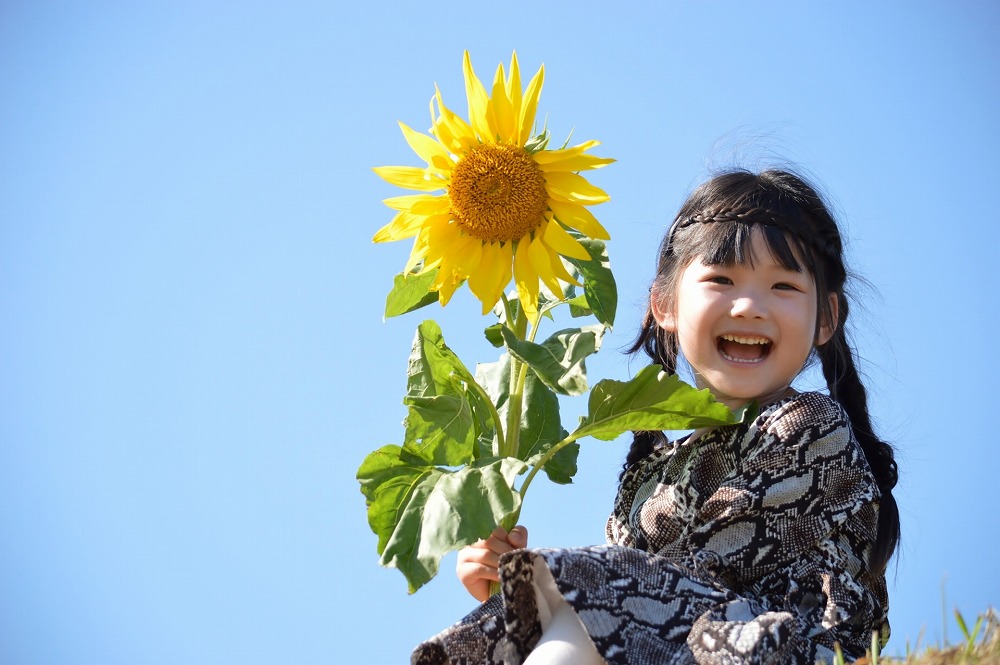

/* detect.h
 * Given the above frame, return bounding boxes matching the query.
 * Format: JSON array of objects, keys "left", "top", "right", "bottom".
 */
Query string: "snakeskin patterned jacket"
[{"left": 413, "top": 391, "right": 890, "bottom": 664}]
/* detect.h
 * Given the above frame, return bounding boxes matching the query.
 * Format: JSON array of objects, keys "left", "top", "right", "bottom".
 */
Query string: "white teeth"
[
  {"left": 720, "top": 334, "right": 770, "bottom": 345},
  {"left": 720, "top": 351, "right": 763, "bottom": 364}
]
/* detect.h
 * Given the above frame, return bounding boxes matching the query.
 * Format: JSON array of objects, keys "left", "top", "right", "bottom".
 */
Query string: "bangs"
[{"left": 687, "top": 221, "right": 811, "bottom": 273}]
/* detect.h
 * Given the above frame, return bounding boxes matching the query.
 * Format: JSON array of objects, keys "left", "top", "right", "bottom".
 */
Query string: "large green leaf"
[
  {"left": 574, "top": 365, "right": 737, "bottom": 441},
  {"left": 564, "top": 238, "right": 617, "bottom": 327},
  {"left": 357, "top": 444, "right": 525, "bottom": 593},
  {"left": 500, "top": 325, "right": 605, "bottom": 396},
  {"left": 475, "top": 354, "right": 577, "bottom": 483},
  {"left": 517, "top": 368, "right": 576, "bottom": 484},
  {"left": 402, "top": 321, "right": 491, "bottom": 466},
  {"left": 402, "top": 394, "right": 476, "bottom": 466},
  {"left": 406, "top": 320, "right": 474, "bottom": 397},
  {"left": 384, "top": 269, "right": 441, "bottom": 318}
]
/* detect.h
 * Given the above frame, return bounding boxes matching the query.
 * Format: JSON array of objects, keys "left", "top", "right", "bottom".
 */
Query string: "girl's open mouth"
[{"left": 717, "top": 334, "right": 772, "bottom": 364}]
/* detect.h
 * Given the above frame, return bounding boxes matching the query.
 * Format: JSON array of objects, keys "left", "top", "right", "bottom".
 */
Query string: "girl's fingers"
[
  {"left": 459, "top": 546, "right": 500, "bottom": 569},
  {"left": 508, "top": 525, "right": 528, "bottom": 549},
  {"left": 456, "top": 560, "right": 500, "bottom": 583},
  {"left": 455, "top": 525, "right": 528, "bottom": 603},
  {"left": 484, "top": 526, "right": 511, "bottom": 553},
  {"left": 482, "top": 525, "right": 529, "bottom": 554}
]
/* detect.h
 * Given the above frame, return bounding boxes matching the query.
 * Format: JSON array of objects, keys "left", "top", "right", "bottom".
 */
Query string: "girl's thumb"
[{"left": 509, "top": 525, "right": 528, "bottom": 548}]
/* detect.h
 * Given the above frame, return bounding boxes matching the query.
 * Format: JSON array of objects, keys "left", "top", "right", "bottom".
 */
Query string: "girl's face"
[{"left": 652, "top": 229, "right": 837, "bottom": 410}]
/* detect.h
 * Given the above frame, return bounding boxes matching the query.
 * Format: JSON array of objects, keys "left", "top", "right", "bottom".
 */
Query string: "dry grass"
[{"left": 833, "top": 609, "right": 1000, "bottom": 665}]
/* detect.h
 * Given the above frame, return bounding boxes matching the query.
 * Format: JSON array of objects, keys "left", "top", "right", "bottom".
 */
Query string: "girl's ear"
[
  {"left": 816, "top": 293, "right": 839, "bottom": 346},
  {"left": 650, "top": 293, "right": 677, "bottom": 332}
]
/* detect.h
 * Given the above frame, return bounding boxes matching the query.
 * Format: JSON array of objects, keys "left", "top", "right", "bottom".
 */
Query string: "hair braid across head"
[{"left": 669, "top": 207, "right": 841, "bottom": 261}]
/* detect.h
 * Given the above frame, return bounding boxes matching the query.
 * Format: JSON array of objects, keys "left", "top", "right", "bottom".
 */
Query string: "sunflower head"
[{"left": 373, "top": 51, "right": 613, "bottom": 318}]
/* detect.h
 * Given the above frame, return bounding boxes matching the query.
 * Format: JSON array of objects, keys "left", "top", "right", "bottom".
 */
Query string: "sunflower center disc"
[{"left": 449, "top": 144, "right": 548, "bottom": 243}]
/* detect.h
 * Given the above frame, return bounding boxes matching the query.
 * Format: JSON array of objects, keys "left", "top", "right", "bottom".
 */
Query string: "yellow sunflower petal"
[
  {"left": 513, "top": 240, "right": 539, "bottom": 318},
  {"left": 531, "top": 140, "right": 599, "bottom": 163},
  {"left": 373, "top": 166, "right": 445, "bottom": 192},
  {"left": 506, "top": 52, "right": 522, "bottom": 131},
  {"left": 544, "top": 171, "right": 611, "bottom": 205},
  {"left": 542, "top": 215, "right": 591, "bottom": 260},
  {"left": 431, "top": 235, "right": 477, "bottom": 305},
  {"left": 374, "top": 211, "right": 421, "bottom": 243},
  {"left": 463, "top": 51, "right": 491, "bottom": 140},
  {"left": 398, "top": 121, "right": 451, "bottom": 172},
  {"left": 537, "top": 154, "right": 615, "bottom": 172},
  {"left": 403, "top": 232, "right": 431, "bottom": 274},
  {"left": 402, "top": 217, "right": 452, "bottom": 273},
  {"left": 547, "top": 198, "right": 610, "bottom": 240},
  {"left": 468, "top": 241, "right": 513, "bottom": 314},
  {"left": 382, "top": 194, "right": 450, "bottom": 215},
  {"left": 431, "top": 266, "right": 463, "bottom": 306},
  {"left": 448, "top": 234, "right": 482, "bottom": 280},
  {"left": 527, "top": 235, "right": 565, "bottom": 299},
  {"left": 430, "top": 86, "right": 477, "bottom": 155},
  {"left": 405, "top": 238, "right": 438, "bottom": 275},
  {"left": 420, "top": 217, "right": 462, "bottom": 265},
  {"left": 532, "top": 234, "right": 580, "bottom": 287},
  {"left": 490, "top": 63, "right": 516, "bottom": 143},
  {"left": 518, "top": 64, "right": 544, "bottom": 145},
  {"left": 534, "top": 141, "right": 615, "bottom": 171}
]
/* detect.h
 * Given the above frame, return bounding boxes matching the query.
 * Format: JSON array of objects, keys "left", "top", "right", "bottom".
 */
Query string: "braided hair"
[{"left": 627, "top": 169, "right": 900, "bottom": 573}]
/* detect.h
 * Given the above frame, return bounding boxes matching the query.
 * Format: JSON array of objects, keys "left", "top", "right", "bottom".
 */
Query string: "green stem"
[
  {"left": 503, "top": 300, "right": 529, "bottom": 459},
  {"left": 517, "top": 432, "right": 580, "bottom": 502},
  {"left": 505, "top": 363, "right": 523, "bottom": 458}
]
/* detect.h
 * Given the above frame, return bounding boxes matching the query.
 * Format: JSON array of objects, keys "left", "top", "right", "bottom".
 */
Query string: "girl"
[{"left": 412, "top": 169, "right": 900, "bottom": 664}]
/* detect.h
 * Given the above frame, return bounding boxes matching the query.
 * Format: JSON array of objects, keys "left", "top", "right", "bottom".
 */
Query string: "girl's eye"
[
  {"left": 707, "top": 275, "right": 733, "bottom": 285},
  {"left": 773, "top": 282, "right": 802, "bottom": 292}
]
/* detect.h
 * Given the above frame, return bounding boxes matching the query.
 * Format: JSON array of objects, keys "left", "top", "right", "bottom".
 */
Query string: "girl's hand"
[{"left": 455, "top": 525, "right": 528, "bottom": 602}]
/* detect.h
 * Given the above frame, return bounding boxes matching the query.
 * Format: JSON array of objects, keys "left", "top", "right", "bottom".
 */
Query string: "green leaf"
[
  {"left": 357, "top": 445, "right": 525, "bottom": 593},
  {"left": 538, "top": 440, "right": 579, "bottom": 484},
  {"left": 358, "top": 444, "right": 422, "bottom": 552},
  {"left": 566, "top": 293, "right": 591, "bottom": 318},
  {"left": 500, "top": 325, "right": 605, "bottom": 396},
  {"left": 384, "top": 269, "right": 441, "bottom": 318},
  {"left": 474, "top": 353, "right": 577, "bottom": 483},
  {"left": 575, "top": 365, "right": 737, "bottom": 441},
  {"left": 406, "top": 320, "right": 477, "bottom": 397},
  {"left": 564, "top": 238, "right": 617, "bottom": 327},
  {"left": 517, "top": 370, "right": 577, "bottom": 484},
  {"left": 483, "top": 323, "right": 505, "bottom": 348},
  {"left": 472, "top": 354, "right": 513, "bottom": 459},
  {"left": 402, "top": 394, "right": 475, "bottom": 466},
  {"left": 474, "top": 355, "right": 510, "bottom": 412},
  {"left": 402, "top": 321, "right": 489, "bottom": 466},
  {"left": 524, "top": 128, "right": 551, "bottom": 154}
]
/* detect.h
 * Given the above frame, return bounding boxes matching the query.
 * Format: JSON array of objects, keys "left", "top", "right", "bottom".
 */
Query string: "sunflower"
[{"left": 373, "top": 51, "right": 613, "bottom": 317}]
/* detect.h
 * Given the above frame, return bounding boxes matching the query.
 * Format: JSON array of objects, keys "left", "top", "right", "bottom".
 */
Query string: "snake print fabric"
[{"left": 411, "top": 392, "right": 890, "bottom": 664}]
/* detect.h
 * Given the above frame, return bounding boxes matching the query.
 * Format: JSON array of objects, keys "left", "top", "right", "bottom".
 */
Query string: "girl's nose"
[{"left": 730, "top": 293, "right": 766, "bottom": 318}]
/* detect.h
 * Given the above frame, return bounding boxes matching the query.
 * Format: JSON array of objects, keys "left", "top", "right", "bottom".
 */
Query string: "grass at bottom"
[{"left": 828, "top": 608, "right": 999, "bottom": 665}]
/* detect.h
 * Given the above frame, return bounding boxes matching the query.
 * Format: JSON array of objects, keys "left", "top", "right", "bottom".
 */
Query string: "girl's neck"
[
  {"left": 713, "top": 385, "right": 799, "bottom": 413},
  {"left": 689, "top": 387, "right": 799, "bottom": 444}
]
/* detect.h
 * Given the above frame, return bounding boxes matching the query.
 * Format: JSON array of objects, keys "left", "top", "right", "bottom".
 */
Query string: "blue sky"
[{"left": 2, "top": 1, "right": 998, "bottom": 662}]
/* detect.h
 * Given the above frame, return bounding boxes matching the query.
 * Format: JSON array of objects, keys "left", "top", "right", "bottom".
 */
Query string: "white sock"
[
  {"left": 522, "top": 602, "right": 605, "bottom": 665},
  {"left": 523, "top": 557, "right": 604, "bottom": 665}
]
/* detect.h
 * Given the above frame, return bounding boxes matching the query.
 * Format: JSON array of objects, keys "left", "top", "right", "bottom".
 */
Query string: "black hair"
[{"left": 626, "top": 168, "right": 900, "bottom": 573}]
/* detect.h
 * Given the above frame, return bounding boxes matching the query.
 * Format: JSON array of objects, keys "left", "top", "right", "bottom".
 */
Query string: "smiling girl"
[{"left": 413, "top": 169, "right": 900, "bottom": 664}]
